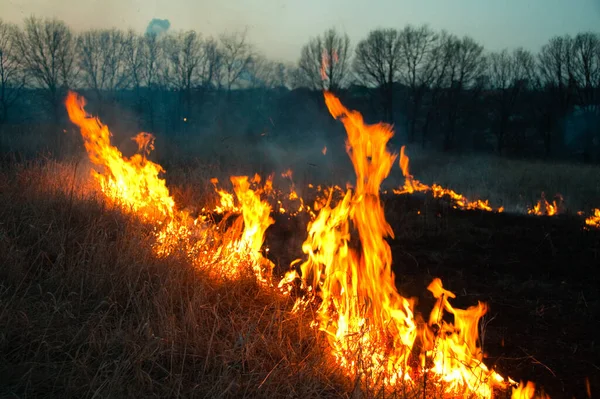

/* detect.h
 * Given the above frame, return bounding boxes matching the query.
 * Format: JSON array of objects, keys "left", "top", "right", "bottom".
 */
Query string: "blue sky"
[{"left": 2, "top": 0, "right": 599, "bottom": 61}]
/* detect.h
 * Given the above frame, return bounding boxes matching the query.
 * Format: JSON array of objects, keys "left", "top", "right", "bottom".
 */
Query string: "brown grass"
[
  {"left": 0, "top": 159, "right": 346, "bottom": 398},
  {"left": 0, "top": 156, "right": 574, "bottom": 399},
  {"left": 403, "top": 149, "right": 600, "bottom": 213}
]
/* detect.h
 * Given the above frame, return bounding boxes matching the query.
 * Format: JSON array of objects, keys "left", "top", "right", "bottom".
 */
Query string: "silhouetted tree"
[
  {"left": 353, "top": 28, "right": 402, "bottom": 123},
  {"left": 398, "top": 25, "right": 439, "bottom": 142},
  {"left": 297, "top": 28, "right": 351, "bottom": 92},
  {"left": 219, "top": 30, "right": 254, "bottom": 93},
  {"left": 441, "top": 35, "right": 487, "bottom": 151},
  {"left": 13, "top": 17, "right": 77, "bottom": 124},
  {"left": 164, "top": 30, "right": 203, "bottom": 129},
  {"left": 0, "top": 20, "right": 26, "bottom": 126},
  {"left": 246, "top": 55, "right": 287, "bottom": 89},
  {"left": 488, "top": 48, "right": 535, "bottom": 154},
  {"left": 421, "top": 31, "right": 454, "bottom": 148},
  {"left": 198, "top": 37, "right": 223, "bottom": 89},
  {"left": 78, "top": 29, "right": 128, "bottom": 105},
  {"left": 535, "top": 35, "right": 576, "bottom": 156},
  {"left": 571, "top": 32, "right": 600, "bottom": 161}
]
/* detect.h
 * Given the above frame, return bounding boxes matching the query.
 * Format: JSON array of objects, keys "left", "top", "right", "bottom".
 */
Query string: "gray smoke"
[{"left": 145, "top": 18, "right": 171, "bottom": 36}]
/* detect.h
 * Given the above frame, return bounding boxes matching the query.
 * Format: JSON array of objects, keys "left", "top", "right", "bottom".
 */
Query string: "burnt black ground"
[{"left": 266, "top": 193, "right": 600, "bottom": 399}]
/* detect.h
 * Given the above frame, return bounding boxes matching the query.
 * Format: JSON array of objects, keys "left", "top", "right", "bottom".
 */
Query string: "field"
[
  {"left": 0, "top": 150, "right": 598, "bottom": 399},
  {"left": 1, "top": 94, "right": 600, "bottom": 399}
]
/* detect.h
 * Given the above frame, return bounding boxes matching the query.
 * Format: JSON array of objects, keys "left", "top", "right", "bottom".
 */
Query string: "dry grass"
[
  {"left": 0, "top": 156, "right": 578, "bottom": 399},
  {"left": 0, "top": 159, "right": 346, "bottom": 398},
  {"left": 402, "top": 149, "right": 600, "bottom": 213}
]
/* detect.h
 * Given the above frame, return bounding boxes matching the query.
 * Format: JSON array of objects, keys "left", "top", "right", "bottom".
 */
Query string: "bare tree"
[
  {"left": 441, "top": 35, "right": 487, "bottom": 150},
  {"left": 219, "top": 30, "right": 254, "bottom": 93},
  {"left": 198, "top": 37, "right": 223, "bottom": 89},
  {"left": 353, "top": 28, "right": 402, "bottom": 122},
  {"left": 0, "top": 20, "right": 26, "bottom": 126},
  {"left": 398, "top": 25, "right": 439, "bottom": 142},
  {"left": 536, "top": 35, "right": 575, "bottom": 156},
  {"left": 571, "top": 32, "right": 600, "bottom": 105},
  {"left": 247, "top": 54, "right": 286, "bottom": 89},
  {"left": 420, "top": 31, "right": 454, "bottom": 148},
  {"left": 78, "top": 29, "right": 128, "bottom": 104},
  {"left": 297, "top": 28, "right": 351, "bottom": 91},
  {"left": 571, "top": 32, "right": 600, "bottom": 161},
  {"left": 488, "top": 48, "right": 535, "bottom": 153},
  {"left": 13, "top": 17, "right": 77, "bottom": 124},
  {"left": 122, "top": 30, "right": 166, "bottom": 130},
  {"left": 164, "top": 30, "right": 203, "bottom": 125}
]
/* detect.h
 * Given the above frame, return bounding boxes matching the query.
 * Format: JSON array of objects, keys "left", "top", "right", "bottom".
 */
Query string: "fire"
[
  {"left": 394, "top": 146, "right": 502, "bottom": 212},
  {"left": 65, "top": 93, "right": 175, "bottom": 220},
  {"left": 67, "top": 90, "right": 549, "bottom": 398},
  {"left": 283, "top": 92, "right": 539, "bottom": 398},
  {"left": 66, "top": 91, "right": 273, "bottom": 283},
  {"left": 511, "top": 381, "right": 550, "bottom": 399},
  {"left": 527, "top": 193, "right": 562, "bottom": 216},
  {"left": 585, "top": 208, "right": 600, "bottom": 229},
  {"left": 227, "top": 175, "right": 275, "bottom": 283}
]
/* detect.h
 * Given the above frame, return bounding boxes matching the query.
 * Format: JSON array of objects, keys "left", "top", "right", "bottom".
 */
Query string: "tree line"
[{"left": 1, "top": 17, "right": 599, "bottom": 161}]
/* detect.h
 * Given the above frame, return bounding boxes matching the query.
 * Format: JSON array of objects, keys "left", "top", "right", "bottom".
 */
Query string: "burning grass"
[
  {"left": 0, "top": 159, "right": 345, "bottom": 398},
  {"left": 2, "top": 90, "right": 598, "bottom": 398}
]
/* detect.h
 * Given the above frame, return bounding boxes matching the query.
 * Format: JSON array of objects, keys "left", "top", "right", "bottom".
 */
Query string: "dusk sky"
[{"left": 2, "top": 0, "right": 599, "bottom": 62}]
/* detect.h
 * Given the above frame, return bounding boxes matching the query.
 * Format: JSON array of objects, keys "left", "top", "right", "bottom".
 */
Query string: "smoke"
[{"left": 145, "top": 18, "right": 171, "bottom": 36}]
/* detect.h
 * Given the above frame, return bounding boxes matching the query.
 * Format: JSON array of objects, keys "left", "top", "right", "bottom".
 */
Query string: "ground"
[{"left": 1, "top": 158, "right": 599, "bottom": 398}]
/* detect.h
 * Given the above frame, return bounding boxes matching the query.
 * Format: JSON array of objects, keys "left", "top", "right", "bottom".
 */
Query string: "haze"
[{"left": 2, "top": 0, "right": 599, "bottom": 61}]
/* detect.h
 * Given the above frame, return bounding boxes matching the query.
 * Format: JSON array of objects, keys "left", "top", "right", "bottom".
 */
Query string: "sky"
[{"left": 2, "top": 0, "right": 599, "bottom": 62}]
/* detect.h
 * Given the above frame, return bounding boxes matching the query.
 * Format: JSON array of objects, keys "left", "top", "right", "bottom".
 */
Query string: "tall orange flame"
[
  {"left": 66, "top": 91, "right": 273, "bottom": 283},
  {"left": 65, "top": 92, "right": 175, "bottom": 220},
  {"left": 284, "top": 92, "right": 540, "bottom": 398}
]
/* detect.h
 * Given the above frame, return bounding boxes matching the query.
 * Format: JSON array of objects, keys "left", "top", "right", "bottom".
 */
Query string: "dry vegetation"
[
  {"left": 403, "top": 149, "right": 600, "bottom": 212},
  {"left": 0, "top": 159, "right": 347, "bottom": 398},
  {"left": 1, "top": 153, "right": 598, "bottom": 398}
]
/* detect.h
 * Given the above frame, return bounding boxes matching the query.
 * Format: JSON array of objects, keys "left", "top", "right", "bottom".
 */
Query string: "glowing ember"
[
  {"left": 394, "top": 146, "right": 503, "bottom": 212},
  {"left": 282, "top": 92, "right": 540, "bottom": 398},
  {"left": 585, "top": 208, "right": 600, "bottom": 229}
]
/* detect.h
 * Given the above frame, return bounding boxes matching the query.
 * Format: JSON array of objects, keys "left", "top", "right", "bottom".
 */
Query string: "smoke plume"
[{"left": 146, "top": 18, "right": 171, "bottom": 36}]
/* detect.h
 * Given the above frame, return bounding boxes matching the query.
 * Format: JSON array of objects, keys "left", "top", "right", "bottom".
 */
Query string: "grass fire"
[{"left": 1, "top": 9, "right": 600, "bottom": 399}]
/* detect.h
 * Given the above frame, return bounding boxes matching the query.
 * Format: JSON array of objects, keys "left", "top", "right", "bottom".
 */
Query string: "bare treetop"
[
  {"left": 78, "top": 29, "right": 129, "bottom": 98},
  {"left": 220, "top": 30, "right": 254, "bottom": 92},
  {"left": 297, "top": 28, "right": 351, "bottom": 92},
  {"left": 0, "top": 19, "right": 26, "bottom": 125},
  {"left": 12, "top": 16, "right": 77, "bottom": 120}
]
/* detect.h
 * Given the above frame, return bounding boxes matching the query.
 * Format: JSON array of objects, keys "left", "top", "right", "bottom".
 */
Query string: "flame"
[
  {"left": 283, "top": 92, "right": 522, "bottom": 397},
  {"left": 230, "top": 175, "right": 275, "bottom": 283},
  {"left": 320, "top": 49, "right": 339, "bottom": 84},
  {"left": 510, "top": 381, "right": 550, "bottom": 399},
  {"left": 585, "top": 208, "right": 600, "bottom": 229},
  {"left": 394, "top": 146, "right": 502, "bottom": 213},
  {"left": 67, "top": 90, "right": 550, "bottom": 398},
  {"left": 66, "top": 91, "right": 273, "bottom": 283},
  {"left": 527, "top": 193, "right": 562, "bottom": 216},
  {"left": 65, "top": 92, "right": 175, "bottom": 220}
]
